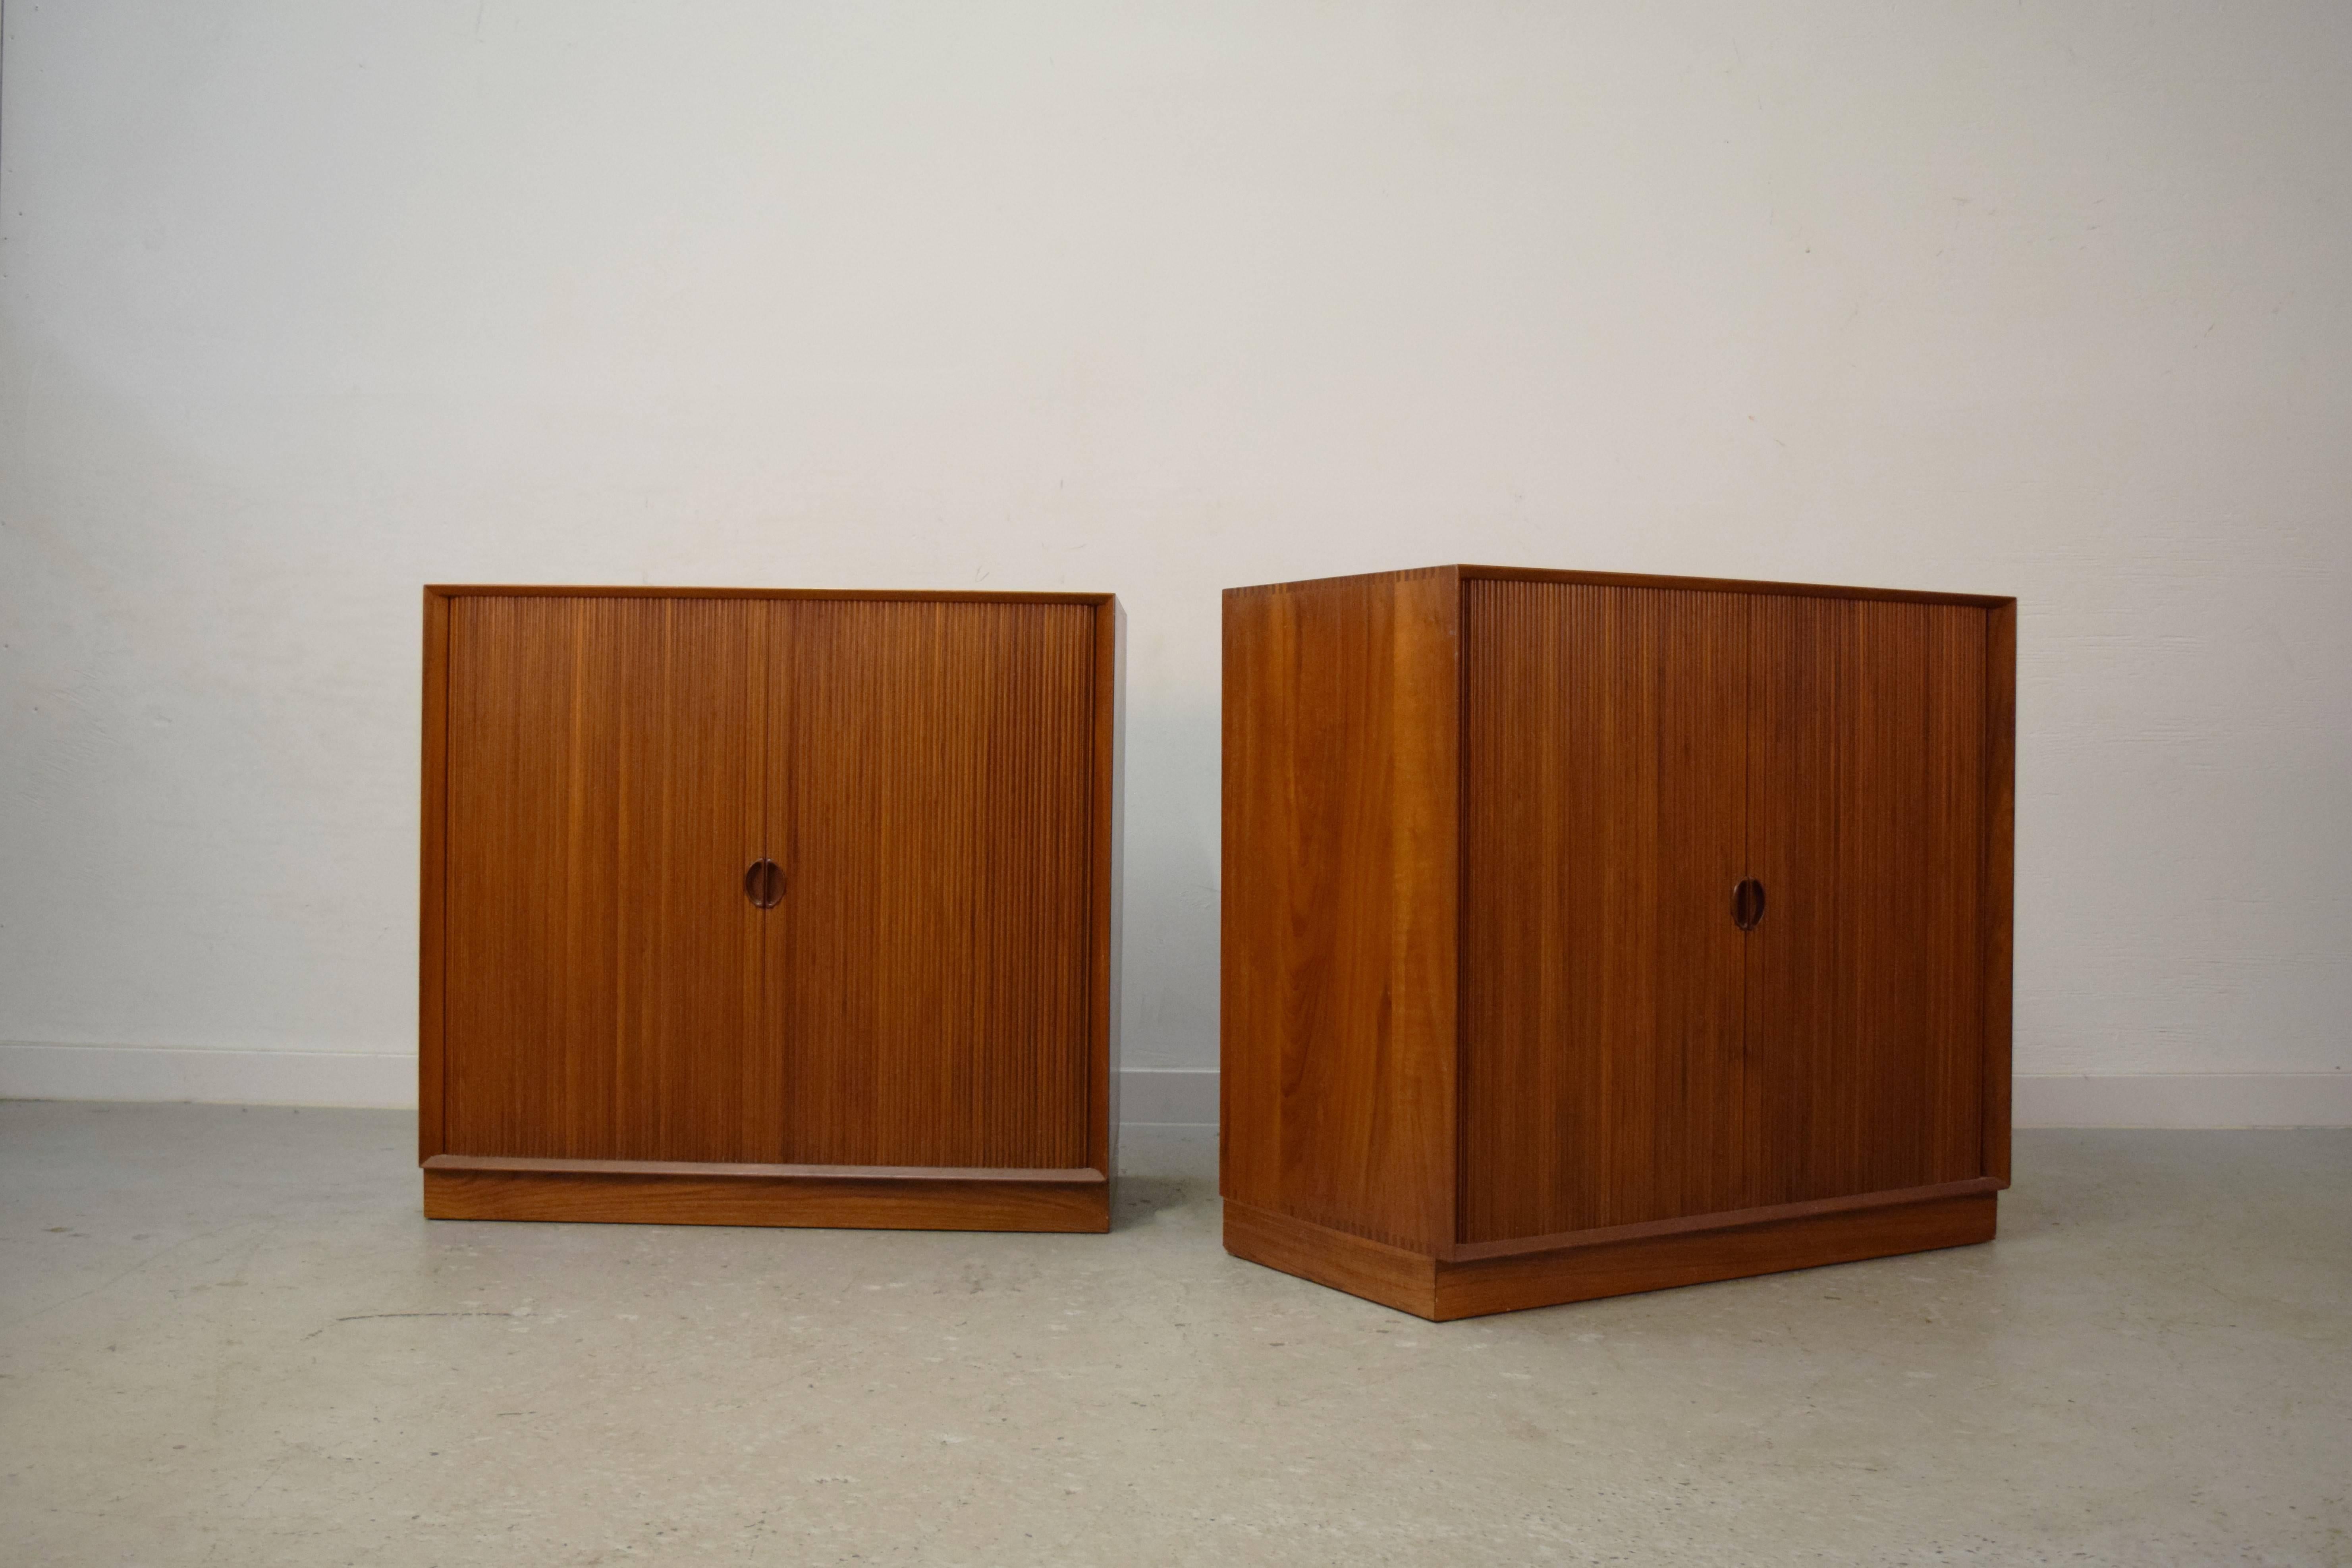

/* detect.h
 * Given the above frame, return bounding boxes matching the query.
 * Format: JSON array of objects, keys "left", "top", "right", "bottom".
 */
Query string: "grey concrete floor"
[{"left": 0, "top": 1104, "right": 2345, "bottom": 1566}]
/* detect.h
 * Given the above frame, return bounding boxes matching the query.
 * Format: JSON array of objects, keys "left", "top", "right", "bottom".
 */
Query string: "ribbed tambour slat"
[
  {"left": 1219, "top": 564, "right": 2009, "bottom": 1315},
  {"left": 443, "top": 595, "right": 766, "bottom": 1161},
  {"left": 1460, "top": 580, "right": 1748, "bottom": 1242},
  {"left": 1745, "top": 594, "right": 1987, "bottom": 1203},
  {"left": 768, "top": 600, "right": 1094, "bottom": 1169}
]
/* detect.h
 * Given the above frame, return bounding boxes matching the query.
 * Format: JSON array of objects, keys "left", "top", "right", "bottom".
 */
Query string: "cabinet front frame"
[
  {"left": 418, "top": 585, "right": 1122, "bottom": 1217},
  {"left": 1445, "top": 565, "right": 2016, "bottom": 1261}
]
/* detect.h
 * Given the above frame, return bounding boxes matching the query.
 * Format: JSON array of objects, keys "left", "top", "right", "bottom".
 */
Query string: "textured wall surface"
[{"left": 3, "top": 3, "right": 2347, "bottom": 1099}]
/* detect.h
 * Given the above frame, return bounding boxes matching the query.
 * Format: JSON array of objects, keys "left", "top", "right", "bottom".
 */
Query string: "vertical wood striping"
[
  {"left": 1459, "top": 581, "right": 1748, "bottom": 1242},
  {"left": 1091, "top": 602, "right": 1125, "bottom": 1180},
  {"left": 1746, "top": 595, "right": 1988, "bottom": 1203},
  {"left": 1219, "top": 565, "right": 2012, "bottom": 1313},
  {"left": 1980, "top": 601, "right": 2017, "bottom": 1184},
  {"left": 419, "top": 590, "right": 451, "bottom": 1161},
  {"left": 768, "top": 599, "right": 1094, "bottom": 1169},
  {"left": 442, "top": 595, "right": 766, "bottom": 1161}
]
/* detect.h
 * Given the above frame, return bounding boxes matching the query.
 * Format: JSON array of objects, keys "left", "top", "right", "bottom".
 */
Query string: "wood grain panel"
[
  {"left": 1093, "top": 602, "right": 1126, "bottom": 1179},
  {"left": 1222, "top": 1200, "right": 1441, "bottom": 1319},
  {"left": 766, "top": 600, "right": 1095, "bottom": 1169},
  {"left": 419, "top": 589, "right": 451, "bottom": 1161},
  {"left": 1982, "top": 601, "right": 2017, "bottom": 1185},
  {"left": 1227, "top": 1186, "right": 1995, "bottom": 1321},
  {"left": 426, "top": 1154, "right": 1106, "bottom": 1181},
  {"left": 1445, "top": 1174, "right": 1999, "bottom": 1259},
  {"left": 423, "top": 1165, "right": 1108, "bottom": 1232},
  {"left": 1460, "top": 582, "right": 1750, "bottom": 1241},
  {"left": 1220, "top": 565, "right": 2012, "bottom": 1314},
  {"left": 1451, "top": 565, "right": 2010, "bottom": 608},
  {"left": 426, "top": 586, "right": 1110, "bottom": 604},
  {"left": 1220, "top": 569, "right": 1459, "bottom": 1251},
  {"left": 1433, "top": 1192, "right": 1995, "bottom": 1320},
  {"left": 441, "top": 595, "right": 768, "bottom": 1162},
  {"left": 1746, "top": 595, "right": 1989, "bottom": 1204}
]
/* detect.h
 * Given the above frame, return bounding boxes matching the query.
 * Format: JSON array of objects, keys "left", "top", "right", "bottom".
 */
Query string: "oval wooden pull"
[
  {"left": 1732, "top": 878, "right": 1765, "bottom": 931},
  {"left": 744, "top": 859, "right": 785, "bottom": 909}
]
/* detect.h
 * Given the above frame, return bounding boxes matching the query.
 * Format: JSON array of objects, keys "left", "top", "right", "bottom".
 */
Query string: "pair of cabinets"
[
  {"left": 1221, "top": 567, "right": 2014, "bottom": 1318},
  {"left": 420, "top": 569, "right": 2012, "bottom": 1320},
  {"left": 419, "top": 588, "right": 1121, "bottom": 1232}
]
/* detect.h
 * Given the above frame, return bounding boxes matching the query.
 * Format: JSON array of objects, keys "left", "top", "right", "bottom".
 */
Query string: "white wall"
[{"left": 4, "top": 2, "right": 2348, "bottom": 1122}]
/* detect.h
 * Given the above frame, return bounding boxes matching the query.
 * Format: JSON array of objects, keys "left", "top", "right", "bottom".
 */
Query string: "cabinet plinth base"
[
  {"left": 1224, "top": 1186, "right": 1998, "bottom": 1320},
  {"left": 423, "top": 1156, "right": 1110, "bottom": 1232}
]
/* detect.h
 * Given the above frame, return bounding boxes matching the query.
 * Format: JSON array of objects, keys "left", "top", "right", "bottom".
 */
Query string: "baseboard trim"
[
  {"left": 6, "top": 1052, "right": 2346, "bottom": 1129},
  {"left": 0, "top": 1047, "right": 1233, "bottom": 1126},
  {"left": 0, "top": 1043, "right": 417, "bottom": 1108},
  {"left": 1116, "top": 1068, "right": 1219, "bottom": 1126},
  {"left": 2011, "top": 1072, "right": 2352, "bottom": 1128}
]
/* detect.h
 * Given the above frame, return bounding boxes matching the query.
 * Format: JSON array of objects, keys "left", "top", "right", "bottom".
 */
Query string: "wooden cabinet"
[
  {"left": 420, "top": 587, "right": 1122, "bottom": 1232},
  {"left": 1221, "top": 567, "right": 2013, "bottom": 1317}
]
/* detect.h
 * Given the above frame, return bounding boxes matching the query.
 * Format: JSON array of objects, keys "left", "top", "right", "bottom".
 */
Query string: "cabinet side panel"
[
  {"left": 769, "top": 600, "right": 1095, "bottom": 1169},
  {"left": 1220, "top": 590, "right": 1285, "bottom": 1215},
  {"left": 1747, "top": 598, "right": 1988, "bottom": 1203},
  {"left": 1460, "top": 582, "right": 1750, "bottom": 1242},
  {"left": 420, "top": 590, "right": 451, "bottom": 1161},
  {"left": 1982, "top": 602, "right": 2016, "bottom": 1184},
  {"left": 1220, "top": 573, "right": 1458, "bottom": 1252},
  {"left": 442, "top": 596, "right": 767, "bottom": 1161},
  {"left": 1098, "top": 600, "right": 1125, "bottom": 1180}
]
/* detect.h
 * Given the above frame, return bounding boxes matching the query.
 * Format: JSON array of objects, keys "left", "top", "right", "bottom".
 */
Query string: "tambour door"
[
  {"left": 764, "top": 599, "right": 1098, "bottom": 1169},
  {"left": 1460, "top": 580, "right": 1751, "bottom": 1243},
  {"left": 440, "top": 595, "right": 774, "bottom": 1162},
  {"left": 1744, "top": 595, "right": 1991, "bottom": 1204}
]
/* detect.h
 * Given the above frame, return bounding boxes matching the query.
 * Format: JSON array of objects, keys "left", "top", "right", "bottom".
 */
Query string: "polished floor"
[{"left": 1, "top": 1103, "right": 2345, "bottom": 1566}]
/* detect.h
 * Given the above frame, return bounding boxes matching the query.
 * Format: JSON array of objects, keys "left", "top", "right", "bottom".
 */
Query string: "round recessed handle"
[
  {"left": 744, "top": 859, "right": 785, "bottom": 909},
  {"left": 1732, "top": 878, "right": 1766, "bottom": 932}
]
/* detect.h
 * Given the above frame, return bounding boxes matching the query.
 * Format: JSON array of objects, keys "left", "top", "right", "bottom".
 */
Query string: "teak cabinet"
[
  {"left": 1221, "top": 566, "right": 2014, "bottom": 1318},
  {"left": 420, "top": 587, "right": 1123, "bottom": 1232}
]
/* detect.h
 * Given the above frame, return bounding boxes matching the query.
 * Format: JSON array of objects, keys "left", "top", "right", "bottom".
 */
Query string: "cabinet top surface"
[
  {"left": 1225, "top": 565, "right": 2012, "bottom": 608},
  {"left": 427, "top": 585, "right": 1115, "bottom": 606}
]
